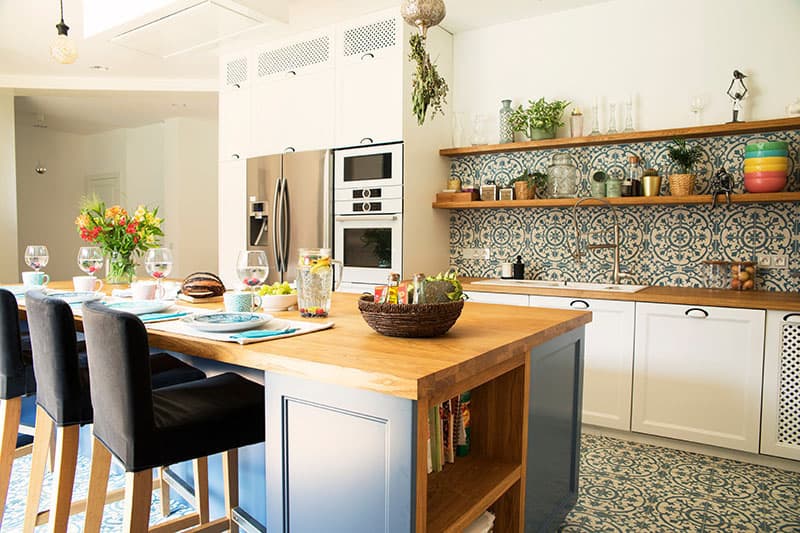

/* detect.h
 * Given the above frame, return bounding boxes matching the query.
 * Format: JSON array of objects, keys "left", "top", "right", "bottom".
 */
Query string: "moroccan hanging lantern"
[{"left": 400, "top": 0, "right": 446, "bottom": 36}]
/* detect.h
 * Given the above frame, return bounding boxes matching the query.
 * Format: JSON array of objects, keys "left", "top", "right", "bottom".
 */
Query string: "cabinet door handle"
[
  {"left": 685, "top": 308, "right": 709, "bottom": 318},
  {"left": 360, "top": 137, "right": 374, "bottom": 144},
  {"left": 232, "top": 83, "right": 241, "bottom": 89},
  {"left": 284, "top": 147, "right": 296, "bottom": 153},
  {"left": 287, "top": 70, "right": 297, "bottom": 77},
  {"left": 231, "top": 153, "right": 240, "bottom": 160},
  {"left": 783, "top": 313, "right": 800, "bottom": 323},
  {"left": 361, "top": 52, "right": 375, "bottom": 60},
  {"left": 569, "top": 300, "right": 590, "bottom": 309}
]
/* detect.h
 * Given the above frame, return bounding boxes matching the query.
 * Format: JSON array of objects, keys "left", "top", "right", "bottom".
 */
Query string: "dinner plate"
[
  {"left": 45, "top": 290, "right": 104, "bottom": 304},
  {"left": 182, "top": 312, "right": 272, "bottom": 332},
  {"left": 105, "top": 300, "right": 173, "bottom": 315}
]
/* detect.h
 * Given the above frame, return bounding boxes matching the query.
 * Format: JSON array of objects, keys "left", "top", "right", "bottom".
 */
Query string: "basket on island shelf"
[{"left": 358, "top": 295, "right": 464, "bottom": 338}]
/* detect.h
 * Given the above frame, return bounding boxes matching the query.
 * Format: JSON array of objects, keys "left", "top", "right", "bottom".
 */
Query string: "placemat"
[{"left": 146, "top": 316, "right": 334, "bottom": 345}]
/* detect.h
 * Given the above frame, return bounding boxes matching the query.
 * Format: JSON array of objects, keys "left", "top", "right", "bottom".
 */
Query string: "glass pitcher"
[
  {"left": 546, "top": 153, "right": 580, "bottom": 198},
  {"left": 297, "top": 248, "right": 343, "bottom": 318}
]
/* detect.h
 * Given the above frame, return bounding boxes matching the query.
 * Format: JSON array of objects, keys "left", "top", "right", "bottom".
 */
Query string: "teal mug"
[
  {"left": 224, "top": 291, "right": 262, "bottom": 313},
  {"left": 22, "top": 271, "right": 50, "bottom": 288}
]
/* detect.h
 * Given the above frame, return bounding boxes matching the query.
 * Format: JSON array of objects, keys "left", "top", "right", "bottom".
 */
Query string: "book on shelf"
[{"left": 427, "top": 391, "right": 471, "bottom": 474}]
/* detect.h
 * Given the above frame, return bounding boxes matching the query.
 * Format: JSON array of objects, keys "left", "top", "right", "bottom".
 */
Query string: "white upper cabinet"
[
  {"left": 219, "top": 52, "right": 252, "bottom": 161},
  {"left": 632, "top": 302, "right": 765, "bottom": 453},
  {"left": 251, "top": 29, "right": 336, "bottom": 156},
  {"left": 334, "top": 13, "right": 403, "bottom": 148}
]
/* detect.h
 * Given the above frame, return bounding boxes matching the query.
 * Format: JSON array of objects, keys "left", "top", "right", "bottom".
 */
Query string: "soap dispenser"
[{"left": 513, "top": 256, "right": 525, "bottom": 280}]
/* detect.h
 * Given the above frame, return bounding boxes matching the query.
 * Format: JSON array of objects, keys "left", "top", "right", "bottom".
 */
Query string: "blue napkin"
[
  {"left": 140, "top": 311, "right": 191, "bottom": 323},
  {"left": 229, "top": 327, "right": 298, "bottom": 340}
]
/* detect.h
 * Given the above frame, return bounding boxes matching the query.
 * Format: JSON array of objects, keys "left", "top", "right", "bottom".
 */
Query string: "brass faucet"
[{"left": 571, "top": 197, "right": 636, "bottom": 285}]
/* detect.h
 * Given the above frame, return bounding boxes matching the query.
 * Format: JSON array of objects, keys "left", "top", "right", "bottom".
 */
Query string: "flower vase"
[
  {"left": 107, "top": 251, "right": 136, "bottom": 284},
  {"left": 498, "top": 99, "right": 514, "bottom": 144}
]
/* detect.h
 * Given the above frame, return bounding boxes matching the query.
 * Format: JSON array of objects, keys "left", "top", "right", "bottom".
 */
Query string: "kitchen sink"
[{"left": 472, "top": 279, "right": 648, "bottom": 293}]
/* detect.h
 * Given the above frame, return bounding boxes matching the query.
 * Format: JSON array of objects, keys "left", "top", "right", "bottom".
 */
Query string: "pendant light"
[
  {"left": 33, "top": 115, "right": 48, "bottom": 175},
  {"left": 50, "top": 0, "right": 78, "bottom": 64},
  {"left": 400, "top": 0, "right": 446, "bottom": 36}
]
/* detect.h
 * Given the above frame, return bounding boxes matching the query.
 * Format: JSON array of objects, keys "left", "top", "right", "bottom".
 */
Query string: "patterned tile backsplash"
[{"left": 448, "top": 129, "right": 800, "bottom": 292}]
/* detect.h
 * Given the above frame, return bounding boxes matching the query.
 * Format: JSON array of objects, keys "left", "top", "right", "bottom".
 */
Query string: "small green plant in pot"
[
  {"left": 508, "top": 98, "right": 571, "bottom": 140},
  {"left": 665, "top": 138, "right": 703, "bottom": 196},
  {"left": 512, "top": 170, "right": 548, "bottom": 200}
]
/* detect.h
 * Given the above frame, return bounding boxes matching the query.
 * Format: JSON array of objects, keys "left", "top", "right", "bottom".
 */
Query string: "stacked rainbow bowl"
[{"left": 744, "top": 141, "right": 789, "bottom": 193}]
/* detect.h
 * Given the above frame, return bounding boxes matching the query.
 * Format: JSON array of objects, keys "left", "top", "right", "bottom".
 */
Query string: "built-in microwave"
[{"left": 334, "top": 142, "right": 403, "bottom": 190}]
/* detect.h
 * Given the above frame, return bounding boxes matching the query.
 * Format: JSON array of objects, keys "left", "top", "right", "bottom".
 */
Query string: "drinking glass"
[
  {"left": 77, "top": 246, "right": 104, "bottom": 278},
  {"left": 236, "top": 250, "right": 268, "bottom": 311},
  {"left": 144, "top": 248, "right": 173, "bottom": 299},
  {"left": 24, "top": 245, "right": 49, "bottom": 272}
]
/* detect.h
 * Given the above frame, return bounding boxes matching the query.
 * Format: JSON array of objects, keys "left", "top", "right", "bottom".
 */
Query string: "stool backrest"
[
  {"left": 81, "top": 300, "right": 155, "bottom": 461},
  {"left": 0, "top": 289, "right": 27, "bottom": 400},
  {"left": 25, "top": 290, "right": 90, "bottom": 425}
]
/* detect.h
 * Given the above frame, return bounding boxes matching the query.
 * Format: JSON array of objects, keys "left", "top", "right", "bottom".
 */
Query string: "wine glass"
[
  {"left": 144, "top": 248, "right": 173, "bottom": 300},
  {"left": 236, "top": 250, "right": 268, "bottom": 311},
  {"left": 77, "top": 246, "right": 104, "bottom": 278},
  {"left": 24, "top": 245, "right": 49, "bottom": 272},
  {"left": 690, "top": 95, "right": 707, "bottom": 125}
]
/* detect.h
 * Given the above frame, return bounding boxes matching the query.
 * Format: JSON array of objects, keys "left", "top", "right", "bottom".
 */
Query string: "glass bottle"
[
  {"left": 623, "top": 100, "right": 635, "bottom": 132},
  {"left": 627, "top": 155, "right": 643, "bottom": 196},
  {"left": 569, "top": 107, "right": 584, "bottom": 138},
  {"left": 498, "top": 100, "right": 514, "bottom": 144},
  {"left": 413, "top": 273, "right": 426, "bottom": 304},
  {"left": 607, "top": 102, "right": 618, "bottom": 134},
  {"left": 589, "top": 99, "right": 601, "bottom": 136},
  {"left": 379, "top": 272, "right": 401, "bottom": 304}
]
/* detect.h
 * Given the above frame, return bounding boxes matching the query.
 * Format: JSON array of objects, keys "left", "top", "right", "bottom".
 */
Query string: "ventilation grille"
[
  {"left": 258, "top": 36, "right": 330, "bottom": 77},
  {"left": 343, "top": 18, "right": 397, "bottom": 57},
  {"left": 225, "top": 57, "right": 248, "bottom": 87},
  {"left": 778, "top": 321, "right": 800, "bottom": 448}
]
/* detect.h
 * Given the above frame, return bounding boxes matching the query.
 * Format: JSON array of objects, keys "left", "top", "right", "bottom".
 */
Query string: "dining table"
[{"left": 11, "top": 280, "right": 591, "bottom": 533}]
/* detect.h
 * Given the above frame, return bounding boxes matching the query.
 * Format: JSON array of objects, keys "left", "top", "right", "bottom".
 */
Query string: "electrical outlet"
[
  {"left": 772, "top": 254, "right": 788, "bottom": 269},
  {"left": 462, "top": 248, "right": 491, "bottom": 260},
  {"left": 757, "top": 254, "right": 772, "bottom": 268}
]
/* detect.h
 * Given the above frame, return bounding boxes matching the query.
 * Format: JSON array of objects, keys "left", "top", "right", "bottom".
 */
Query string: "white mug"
[
  {"left": 22, "top": 271, "right": 49, "bottom": 288},
  {"left": 500, "top": 262, "right": 514, "bottom": 279},
  {"left": 131, "top": 281, "right": 157, "bottom": 300},
  {"left": 73, "top": 276, "right": 103, "bottom": 292}
]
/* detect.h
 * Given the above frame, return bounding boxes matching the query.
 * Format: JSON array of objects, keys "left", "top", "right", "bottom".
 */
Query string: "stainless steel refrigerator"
[{"left": 246, "top": 149, "right": 332, "bottom": 284}]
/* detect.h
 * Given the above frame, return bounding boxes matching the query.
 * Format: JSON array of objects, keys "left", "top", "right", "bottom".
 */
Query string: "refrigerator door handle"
[
  {"left": 281, "top": 176, "right": 291, "bottom": 280},
  {"left": 272, "top": 178, "right": 283, "bottom": 278}
]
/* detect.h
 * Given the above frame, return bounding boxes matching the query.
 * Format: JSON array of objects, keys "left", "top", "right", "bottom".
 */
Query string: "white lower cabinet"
[
  {"left": 632, "top": 302, "right": 765, "bottom": 453},
  {"left": 464, "top": 291, "right": 529, "bottom": 306},
  {"left": 760, "top": 310, "right": 800, "bottom": 460},
  {"left": 531, "top": 296, "right": 635, "bottom": 431}
]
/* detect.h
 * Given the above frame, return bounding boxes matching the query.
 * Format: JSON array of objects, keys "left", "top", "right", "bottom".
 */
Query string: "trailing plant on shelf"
[
  {"left": 512, "top": 170, "right": 548, "bottom": 200},
  {"left": 508, "top": 98, "right": 571, "bottom": 140},
  {"left": 665, "top": 138, "right": 703, "bottom": 196},
  {"left": 408, "top": 33, "right": 448, "bottom": 126}
]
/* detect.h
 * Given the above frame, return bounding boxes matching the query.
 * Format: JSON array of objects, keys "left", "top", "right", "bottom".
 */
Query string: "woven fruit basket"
[{"left": 357, "top": 295, "right": 464, "bottom": 338}]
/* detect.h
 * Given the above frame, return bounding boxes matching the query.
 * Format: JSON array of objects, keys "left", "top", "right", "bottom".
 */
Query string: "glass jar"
[
  {"left": 703, "top": 260, "right": 730, "bottom": 289},
  {"left": 546, "top": 153, "right": 579, "bottom": 198}
]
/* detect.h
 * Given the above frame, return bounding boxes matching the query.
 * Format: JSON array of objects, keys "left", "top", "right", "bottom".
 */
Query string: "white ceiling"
[{"left": 2, "top": 0, "right": 611, "bottom": 133}]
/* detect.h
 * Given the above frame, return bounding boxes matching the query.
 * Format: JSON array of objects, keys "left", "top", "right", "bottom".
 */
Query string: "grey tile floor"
[{"left": 560, "top": 433, "right": 800, "bottom": 532}]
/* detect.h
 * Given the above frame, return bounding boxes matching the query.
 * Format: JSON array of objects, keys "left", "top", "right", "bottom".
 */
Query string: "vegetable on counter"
[{"left": 259, "top": 281, "right": 296, "bottom": 296}]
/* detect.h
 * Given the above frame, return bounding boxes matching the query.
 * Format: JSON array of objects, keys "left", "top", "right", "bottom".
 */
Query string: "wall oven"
[{"left": 334, "top": 213, "right": 402, "bottom": 286}]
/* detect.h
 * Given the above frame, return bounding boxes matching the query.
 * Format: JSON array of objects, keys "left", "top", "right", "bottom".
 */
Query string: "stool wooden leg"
[
  {"left": 46, "top": 425, "right": 56, "bottom": 473},
  {"left": 192, "top": 457, "right": 210, "bottom": 524},
  {"left": 222, "top": 449, "right": 239, "bottom": 533},
  {"left": 23, "top": 406, "right": 54, "bottom": 533},
  {"left": 84, "top": 436, "right": 112, "bottom": 533},
  {"left": 0, "top": 397, "right": 22, "bottom": 527},
  {"left": 48, "top": 424, "right": 80, "bottom": 533},
  {"left": 123, "top": 469, "right": 152, "bottom": 533},
  {"left": 158, "top": 466, "right": 171, "bottom": 518}
]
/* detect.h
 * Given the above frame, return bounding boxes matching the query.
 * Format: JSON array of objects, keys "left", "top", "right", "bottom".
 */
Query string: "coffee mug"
[
  {"left": 22, "top": 271, "right": 49, "bottom": 288},
  {"left": 224, "top": 291, "right": 261, "bottom": 313},
  {"left": 131, "top": 281, "right": 157, "bottom": 300},
  {"left": 73, "top": 276, "right": 103, "bottom": 292}
]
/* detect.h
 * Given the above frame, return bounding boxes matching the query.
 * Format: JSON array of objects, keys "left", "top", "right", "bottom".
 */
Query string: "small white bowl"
[{"left": 260, "top": 293, "right": 298, "bottom": 311}]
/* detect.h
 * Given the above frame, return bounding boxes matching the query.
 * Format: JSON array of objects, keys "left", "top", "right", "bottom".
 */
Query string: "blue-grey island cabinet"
[{"left": 143, "top": 293, "right": 590, "bottom": 533}]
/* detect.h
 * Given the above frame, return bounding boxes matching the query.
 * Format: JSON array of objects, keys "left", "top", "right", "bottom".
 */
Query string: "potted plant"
[
  {"left": 512, "top": 170, "right": 548, "bottom": 200},
  {"left": 508, "top": 98, "right": 571, "bottom": 140},
  {"left": 665, "top": 138, "right": 703, "bottom": 196}
]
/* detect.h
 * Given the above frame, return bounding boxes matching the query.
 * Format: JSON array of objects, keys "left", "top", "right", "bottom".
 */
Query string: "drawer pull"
[
  {"left": 685, "top": 308, "right": 709, "bottom": 318},
  {"left": 284, "top": 147, "right": 296, "bottom": 153},
  {"left": 569, "top": 300, "right": 590, "bottom": 310},
  {"left": 783, "top": 313, "right": 800, "bottom": 323}
]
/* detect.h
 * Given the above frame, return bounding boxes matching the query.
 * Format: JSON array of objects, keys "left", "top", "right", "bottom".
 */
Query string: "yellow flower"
[
  {"left": 146, "top": 234, "right": 156, "bottom": 244},
  {"left": 104, "top": 205, "right": 128, "bottom": 221},
  {"left": 75, "top": 214, "right": 90, "bottom": 228},
  {"left": 134, "top": 206, "right": 146, "bottom": 222}
]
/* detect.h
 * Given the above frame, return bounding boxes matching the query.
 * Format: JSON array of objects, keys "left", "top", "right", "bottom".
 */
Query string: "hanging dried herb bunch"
[{"left": 409, "top": 33, "right": 448, "bottom": 126}]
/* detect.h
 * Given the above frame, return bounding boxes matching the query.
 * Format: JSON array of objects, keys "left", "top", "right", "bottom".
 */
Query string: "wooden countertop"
[
  {"left": 18, "top": 283, "right": 591, "bottom": 401},
  {"left": 461, "top": 278, "right": 800, "bottom": 311}
]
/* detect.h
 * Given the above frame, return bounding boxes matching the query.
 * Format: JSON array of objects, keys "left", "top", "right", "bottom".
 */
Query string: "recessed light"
[{"left": 88, "top": 65, "right": 109, "bottom": 71}]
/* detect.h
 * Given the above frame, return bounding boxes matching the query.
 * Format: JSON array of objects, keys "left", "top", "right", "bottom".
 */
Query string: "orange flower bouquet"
[{"left": 75, "top": 197, "right": 164, "bottom": 284}]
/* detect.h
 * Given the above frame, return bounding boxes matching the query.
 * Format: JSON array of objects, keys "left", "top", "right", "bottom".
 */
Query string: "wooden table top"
[
  {"left": 16, "top": 282, "right": 591, "bottom": 401},
  {"left": 462, "top": 278, "right": 800, "bottom": 311}
]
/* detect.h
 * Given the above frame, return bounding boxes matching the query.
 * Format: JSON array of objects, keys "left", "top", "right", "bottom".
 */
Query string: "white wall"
[
  {"left": 452, "top": 0, "right": 800, "bottom": 139},
  {"left": 0, "top": 90, "right": 19, "bottom": 282}
]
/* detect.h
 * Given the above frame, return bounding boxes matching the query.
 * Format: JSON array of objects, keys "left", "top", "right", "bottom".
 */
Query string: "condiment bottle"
[
  {"left": 513, "top": 256, "right": 525, "bottom": 280},
  {"left": 379, "top": 273, "right": 401, "bottom": 304},
  {"left": 627, "top": 155, "right": 643, "bottom": 196},
  {"left": 413, "top": 273, "right": 426, "bottom": 304}
]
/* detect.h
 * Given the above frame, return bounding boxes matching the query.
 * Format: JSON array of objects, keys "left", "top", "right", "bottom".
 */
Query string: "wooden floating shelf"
[
  {"left": 432, "top": 191, "right": 800, "bottom": 209},
  {"left": 439, "top": 117, "right": 800, "bottom": 157},
  {"left": 426, "top": 456, "right": 521, "bottom": 533}
]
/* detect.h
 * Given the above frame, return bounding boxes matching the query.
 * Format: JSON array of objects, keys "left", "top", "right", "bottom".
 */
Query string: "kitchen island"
[{"left": 20, "top": 287, "right": 591, "bottom": 532}]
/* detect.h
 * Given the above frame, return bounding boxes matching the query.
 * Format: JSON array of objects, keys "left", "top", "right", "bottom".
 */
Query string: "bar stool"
[
  {"left": 81, "top": 300, "right": 265, "bottom": 533},
  {"left": 0, "top": 288, "right": 36, "bottom": 527},
  {"left": 23, "top": 290, "right": 207, "bottom": 532}
]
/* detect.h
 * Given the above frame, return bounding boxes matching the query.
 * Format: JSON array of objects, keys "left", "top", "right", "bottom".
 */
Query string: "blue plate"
[
  {"left": 183, "top": 312, "right": 272, "bottom": 332},
  {"left": 44, "top": 290, "right": 104, "bottom": 305},
  {"left": 106, "top": 300, "right": 173, "bottom": 315}
]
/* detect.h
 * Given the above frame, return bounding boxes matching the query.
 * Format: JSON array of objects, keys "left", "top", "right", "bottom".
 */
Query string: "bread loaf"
[{"left": 181, "top": 272, "right": 226, "bottom": 298}]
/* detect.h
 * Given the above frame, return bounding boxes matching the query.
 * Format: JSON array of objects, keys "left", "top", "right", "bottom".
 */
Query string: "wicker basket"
[
  {"left": 668, "top": 173, "right": 696, "bottom": 196},
  {"left": 357, "top": 295, "right": 464, "bottom": 338}
]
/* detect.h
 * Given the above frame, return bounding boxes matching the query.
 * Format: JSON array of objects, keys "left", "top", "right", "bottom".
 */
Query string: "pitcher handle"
[
  {"left": 41, "top": 274, "right": 50, "bottom": 286},
  {"left": 331, "top": 260, "right": 343, "bottom": 291}
]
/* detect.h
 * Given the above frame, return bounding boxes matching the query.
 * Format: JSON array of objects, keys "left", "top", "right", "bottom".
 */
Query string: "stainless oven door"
[
  {"left": 334, "top": 214, "right": 402, "bottom": 285},
  {"left": 334, "top": 143, "right": 403, "bottom": 190}
]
